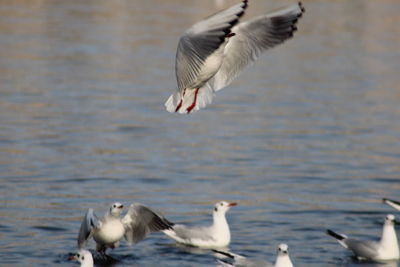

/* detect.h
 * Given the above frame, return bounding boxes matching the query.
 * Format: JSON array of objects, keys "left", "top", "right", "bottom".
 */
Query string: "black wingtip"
[
  {"left": 298, "top": 2, "right": 305, "bottom": 13},
  {"left": 326, "top": 229, "right": 345, "bottom": 240},
  {"left": 212, "top": 249, "right": 235, "bottom": 259}
]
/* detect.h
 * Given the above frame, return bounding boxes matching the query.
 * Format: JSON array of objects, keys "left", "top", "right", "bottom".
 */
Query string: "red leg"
[
  {"left": 186, "top": 88, "right": 199, "bottom": 113},
  {"left": 175, "top": 89, "right": 186, "bottom": 112}
]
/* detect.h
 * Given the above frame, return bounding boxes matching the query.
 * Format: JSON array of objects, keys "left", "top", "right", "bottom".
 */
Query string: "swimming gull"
[
  {"left": 162, "top": 201, "right": 237, "bottom": 248},
  {"left": 326, "top": 214, "right": 399, "bottom": 261},
  {"left": 215, "top": 243, "right": 294, "bottom": 267}
]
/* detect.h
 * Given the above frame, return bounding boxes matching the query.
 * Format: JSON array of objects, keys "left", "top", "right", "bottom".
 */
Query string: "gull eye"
[
  {"left": 220, "top": 203, "right": 223, "bottom": 206},
  {"left": 113, "top": 204, "right": 116, "bottom": 208}
]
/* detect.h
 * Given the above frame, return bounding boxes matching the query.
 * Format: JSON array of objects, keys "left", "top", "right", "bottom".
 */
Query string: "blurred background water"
[{"left": 0, "top": 0, "right": 400, "bottom": 266}]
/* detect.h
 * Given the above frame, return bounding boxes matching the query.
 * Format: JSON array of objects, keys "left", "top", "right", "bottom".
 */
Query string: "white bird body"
[
  {"left": 92, "top": 216, "right": 125, "bottom": 246},
  {"left": 163, "top": 201, "right": 237, "bottom": 248},
  {"left": 165, "top": 1, "right": 305, "bottom": 114},
  {"left": 77, "top": 202, "right": 173, "bottom": 254},
  {"left": 327, "top": 214, "right": 399, "bottom": 261}
]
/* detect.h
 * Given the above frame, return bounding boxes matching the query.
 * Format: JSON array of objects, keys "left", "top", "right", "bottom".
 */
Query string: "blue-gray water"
[{"left": 0, "top": 0, "right": 399, "bottom": 266}]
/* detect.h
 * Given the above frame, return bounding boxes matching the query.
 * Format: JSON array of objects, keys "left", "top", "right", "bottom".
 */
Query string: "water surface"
[{"left": 1, "top": 0, "right": 400, "bottom": 266}]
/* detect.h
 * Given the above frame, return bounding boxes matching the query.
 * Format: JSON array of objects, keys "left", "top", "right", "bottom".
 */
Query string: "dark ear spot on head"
[
  {"left": 214, "top": 207, "right": 218, "bottom": 212},
  {"left": 82, "top": 256, "right": 85, "bottom": 260}
]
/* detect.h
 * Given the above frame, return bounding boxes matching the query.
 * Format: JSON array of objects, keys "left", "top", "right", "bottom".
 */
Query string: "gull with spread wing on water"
[
  {"left": 162, "top": 201, "right": 237, "bottom": 248},
  {"left": 383, "top": 198, "right": 400, "bottom": 211},
  {"left": 77, "top": 202, "right": 173, "bottom": 256},
  {"left": 165, "top": 1, "right": 305, "bottom": 114},
  {"left": 215, "top": 243, "right": 294, "bottom": 267},
  {"left": 326, "top": 214, "right": 399, "bottom": 261}
]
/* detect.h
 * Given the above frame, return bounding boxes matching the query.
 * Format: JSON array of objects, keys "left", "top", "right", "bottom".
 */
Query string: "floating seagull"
[
  {"left": 326, "top": 214, "right": 399, "bottom": 261},
  {"left": 215, "top": 243, "right": 294, "bottom": 267},
  {"left": 383, "top": 198, "right": 400, "bottom": 211},
  {"left": 165, "top": 1, "right": 305, "bottom": 114},
  {"left": 77, "top": 202, "right": 173, "bottom": 255},
  {"left": 68, "top": 249, "right": 93, "bottom": 267},
  {"left": 162, "top": 201, "right": 237, "bottom": 248}
]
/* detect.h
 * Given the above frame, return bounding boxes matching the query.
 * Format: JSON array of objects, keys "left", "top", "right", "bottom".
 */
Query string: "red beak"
[
  {"left": 68, "top": 255, "right": 77, "bottom": 261},
  {"left": 228, "top": 202, "right": 238, "bottom": 207}
]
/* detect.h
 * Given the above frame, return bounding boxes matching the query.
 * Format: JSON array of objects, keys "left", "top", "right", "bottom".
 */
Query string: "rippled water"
[{"left": 1, "top": 0, "right": 400, "bottom": 266}]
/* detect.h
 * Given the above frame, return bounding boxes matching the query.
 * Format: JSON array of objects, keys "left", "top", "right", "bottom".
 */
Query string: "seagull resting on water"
[
  {"left": 326, "top": 214, "right": 399, "bottom": 261},
  {"left": 165, "top": 1, "right": 305, "bottom": 114},
  {"left": 162, "top": 201, "right": 237, "bottom": 248},
  {"left": 383, "top": 198, "right": 400, "bottom": 211},
  {"left": 77, "top": 202, "right": 173, "bottom": 255},
  {"left": 215, "top": 243, "right": 294, "bottom": 267},
  {"left": 68, "top": 249, "right": 93, "bottom": 267}
]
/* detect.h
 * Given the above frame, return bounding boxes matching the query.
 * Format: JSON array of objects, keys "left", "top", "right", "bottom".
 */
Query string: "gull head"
[
  {"left": 213, "top": 201, "right": 237, "bottom": 215},
  {"left": 277, "top": 243, "right": 289, "bottom": 256},
  {"left": 109, "top": 202, "right": 124, "bottom": 217},
  {"left": 385, "top": 214, "right": 396, "bottom": 225},
  {"left": 68, "top": 249, "right": 93, "bottom": 266}
]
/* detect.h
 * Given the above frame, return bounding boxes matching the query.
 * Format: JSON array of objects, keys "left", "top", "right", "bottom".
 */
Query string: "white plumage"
[{"left": 165, "top": 1, "right": 305, "bottom": 114}]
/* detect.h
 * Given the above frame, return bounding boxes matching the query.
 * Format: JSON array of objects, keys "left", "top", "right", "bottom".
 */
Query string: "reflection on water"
[{"left": 0, "top": 0, "right": 400, "bottom": 266}]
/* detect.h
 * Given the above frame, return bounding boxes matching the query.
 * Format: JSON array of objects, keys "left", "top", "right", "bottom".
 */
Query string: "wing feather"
[
  {"left": 175, "top": 0, "right": 248, "bottom": 91},
  {"left": 346, "top": 238, "right": 380, "bottom": 259},
  {"left": 122, "top": 203, "right": 173, "bottom": 245},
  {"left": 209, "top": 2, "right": 305, "bottom": 91},
  {"left": 77, "top": 208, "right": 100, "bottom": 249}
]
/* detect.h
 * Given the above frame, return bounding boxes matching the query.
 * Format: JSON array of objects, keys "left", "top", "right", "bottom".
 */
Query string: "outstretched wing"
[
  {"left": 122, "top": 203, "right": 173, "bottom": 245},
  {"left": 77, "top": 208, "right": 101, "bottom": 249},
  {"left": 175, "top": 0, "right": 248, "bottom": 91},
  {"left": 208, "top": 2, "right": 305, "bottom": 91}
]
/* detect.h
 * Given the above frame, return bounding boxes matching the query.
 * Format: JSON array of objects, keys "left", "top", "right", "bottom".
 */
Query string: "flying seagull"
[
  {"left": 77, "top": 202, "right": 173, "bottom": 255},
  {"left": 326, "top": 214, "right": 399, "bottom": 261},
  {"left": 162, "top": 201, "right": 237, "bottom": 248},
  {"left": 165, "top": 1, "right": 305, "bottom": 114}
]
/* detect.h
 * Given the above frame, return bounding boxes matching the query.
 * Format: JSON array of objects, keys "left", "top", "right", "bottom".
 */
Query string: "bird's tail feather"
[
  {"left": 326, "top": 229, "right": 345, "bottom": 240},
  {"left": 326, "top": 229, "right": 349, "bottom": 248},
  {"left": 165, "top": 86, "right": 215, "bottom": 114}
]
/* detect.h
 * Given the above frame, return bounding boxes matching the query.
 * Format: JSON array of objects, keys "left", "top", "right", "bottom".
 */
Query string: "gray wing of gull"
[
  {"left": 208, "top": 2, "right": 305, "bottom": 92},
  {"left": 175, "top": 0, "right": 248, "bottom": 91},
  {"left": 122, "top": 203, "right": 173, "bottom": 245},
  {"left": 345, "top": 238, "right": 380, "bottom": 259},
  {"left": 77, "top": 208, "right": 101, "bottom": 249},
  {"left": 172, "top": 224, "right": 215, "bottom": 241}
]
